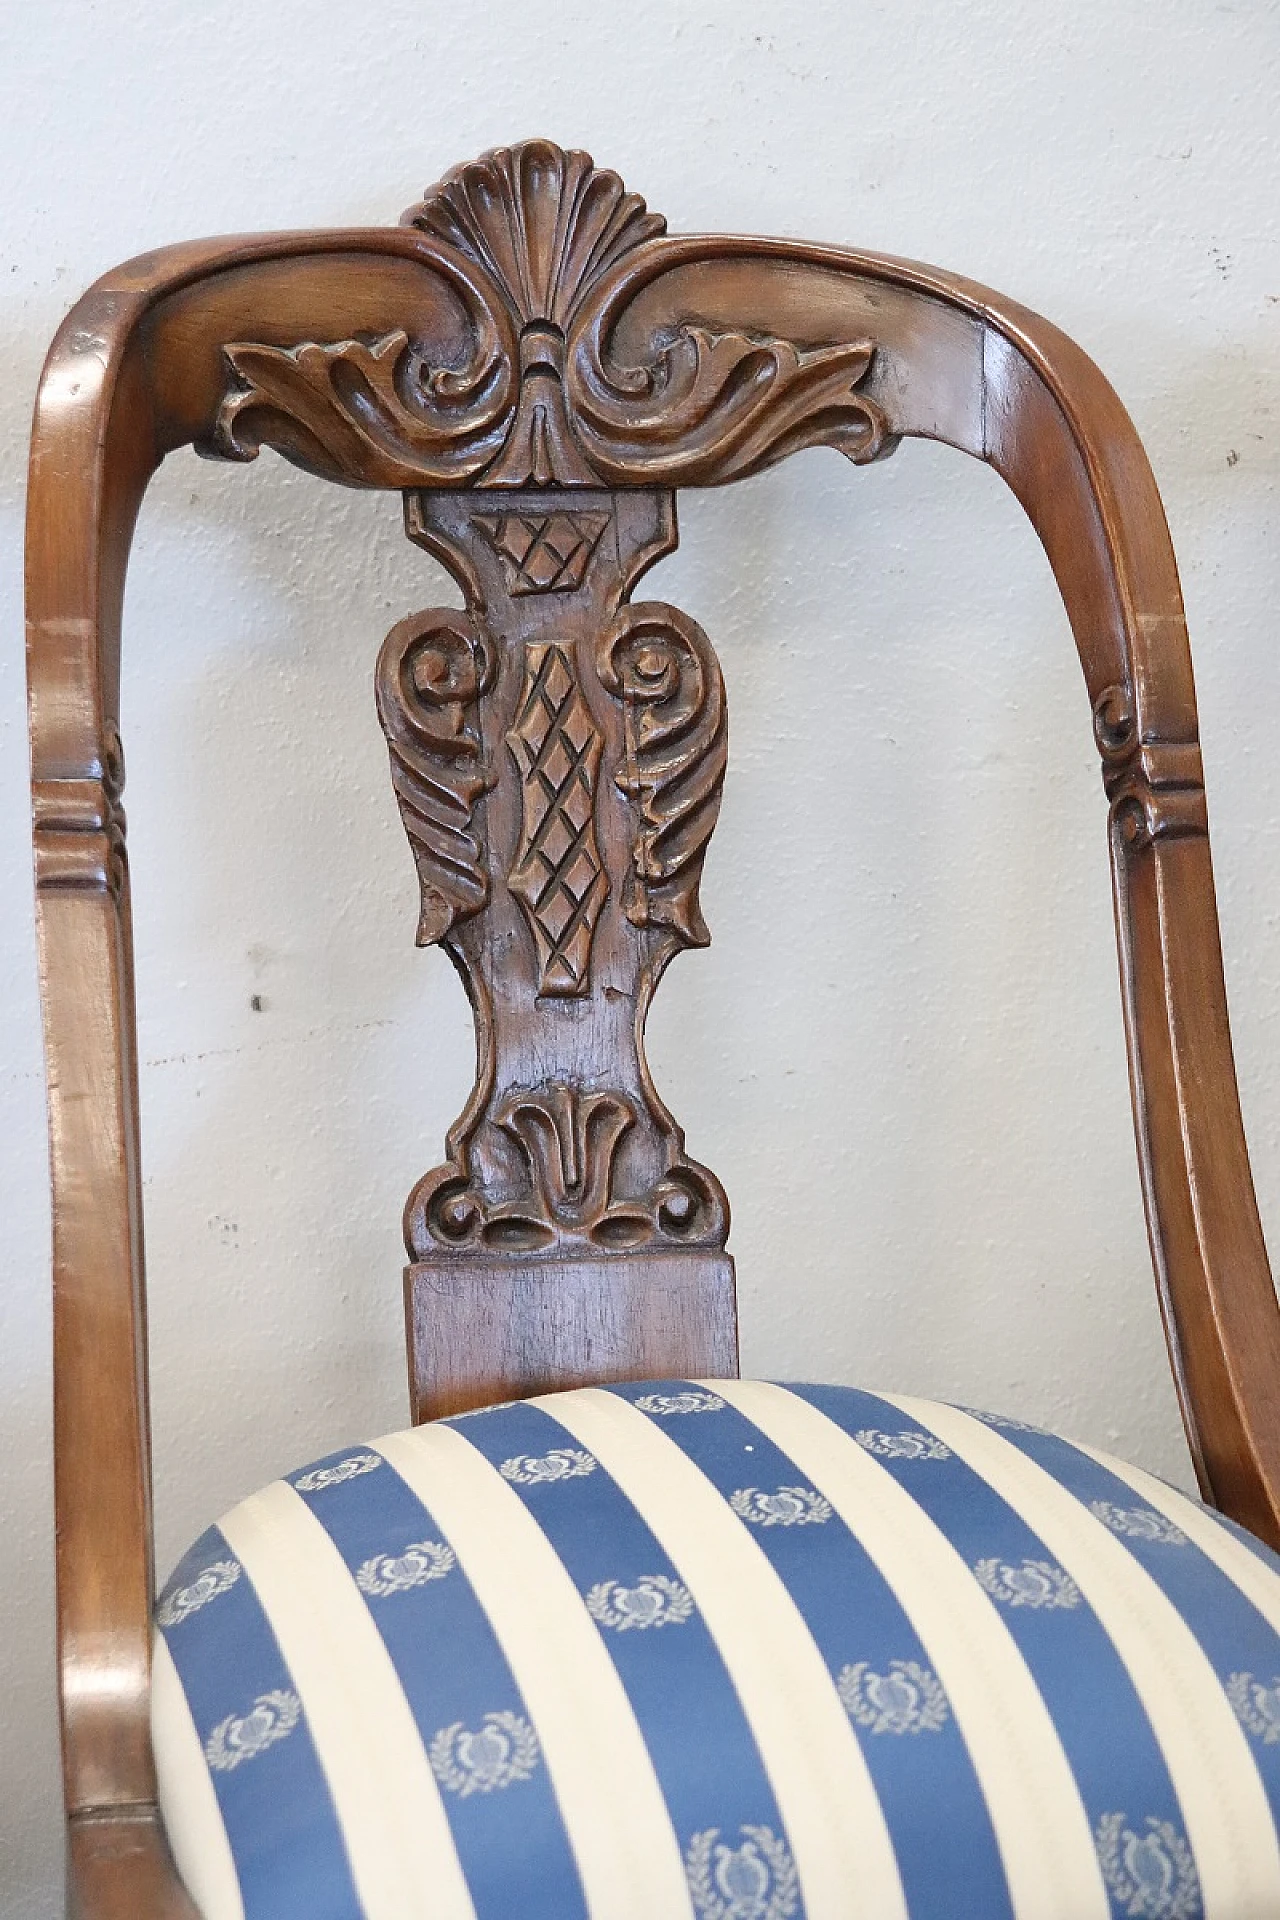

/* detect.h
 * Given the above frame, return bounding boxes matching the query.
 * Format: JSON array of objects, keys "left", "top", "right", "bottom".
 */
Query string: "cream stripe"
[
  {"left": 712, "top": 1380, "right": 1108, "bottom": 1920},
  {"left": 151, "top": 1633, "right": 245, "bottom": 1920},
  {"left": 1072, "top": 1441, "right": 1280, "bottom": 1638},
  {"left": 220, "top": 1481, "right": 476, "bottom": 1920},
  {"left": 542, "top": 1386, "right": 909, "bottom": 1920},
  {"left": 376, "top": 1422, "right": 692, "bottom": 1920},
  {"left": 889, "top": 1395, "right": 1280, "bottom": 1913}
]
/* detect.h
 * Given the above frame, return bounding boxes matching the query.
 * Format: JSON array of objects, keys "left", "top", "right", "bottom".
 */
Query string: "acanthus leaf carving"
[
  {"left": 203, "top": 141, "right": 895, "bottom": 492},
  {"left": 566, "top": 323, "right": 891, "bottom": 487},
  {"left": 376, "top": 609, "right": 494, "bottom": 945},
  {"left": 597, "top": 601, "right": 727, "bottom": 948},
  {"left": 207, "top": 326, "right": 516, "bottom": 488}
]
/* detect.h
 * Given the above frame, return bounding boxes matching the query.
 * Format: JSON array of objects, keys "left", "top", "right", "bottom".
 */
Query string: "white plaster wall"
[{"left": 3, "top": 0, "right": 1279, "bottom": 1908}]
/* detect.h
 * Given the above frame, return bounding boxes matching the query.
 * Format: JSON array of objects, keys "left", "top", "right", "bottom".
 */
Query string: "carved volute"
[{"left": 197, "top": 139, "right": 902, "bottom": 1416}]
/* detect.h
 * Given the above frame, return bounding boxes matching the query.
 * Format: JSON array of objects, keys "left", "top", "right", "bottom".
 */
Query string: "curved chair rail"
[{"left": 28, "top": 147, "right": 1280, "bottom": 1912}]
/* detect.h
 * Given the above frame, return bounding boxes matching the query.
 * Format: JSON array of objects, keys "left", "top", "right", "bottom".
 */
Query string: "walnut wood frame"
[{"left": 27, "top": 142, "right": 1280, "bottom": 1915}]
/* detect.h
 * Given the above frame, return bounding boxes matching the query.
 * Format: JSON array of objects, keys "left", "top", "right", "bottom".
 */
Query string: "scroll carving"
[
  {"left": 375, "top": 609, "right": 494, "bottom": 945},
  {"left": 209, "top": 320, "right": 517, "bottom": 489},
  {"left": 506, "top": 642, "right": 607, "bottom": 995},
  {"left": 205, "top": 140, "right": 894, "bottom": 492},
  {"left": 407, "top": 1082, "right": 727, "bottom": 1258},
  {"left": 566, "top": 326, "right": 889, "bottom": 487},
  {"left": 598, "top": 602, "right": 727, "bottom": 948},
  {"left": 1094, "top": 683, "right": 1207, "bottom": 850}
]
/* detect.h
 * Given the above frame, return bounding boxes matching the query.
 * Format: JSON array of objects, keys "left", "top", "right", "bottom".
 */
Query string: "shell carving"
[
  {"left": 207, "top": 140, "right": 893, "bottom": 490},
  {"left": 405, "top": 140, "right": 666, "bottom": 330}
]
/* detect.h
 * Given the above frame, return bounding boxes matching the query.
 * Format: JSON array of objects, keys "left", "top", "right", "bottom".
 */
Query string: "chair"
[{"left": 28, "top": 139, "right": 1280, "bottom": 1919}]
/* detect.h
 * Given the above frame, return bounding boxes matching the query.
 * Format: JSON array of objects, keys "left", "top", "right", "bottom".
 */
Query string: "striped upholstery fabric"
[{"left": 153, "top": 1382, "right": 1280, "bottom": 1919}]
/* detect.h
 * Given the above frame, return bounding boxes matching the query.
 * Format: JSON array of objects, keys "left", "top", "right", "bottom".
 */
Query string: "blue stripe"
[
  {"left": 789, "top": 1384, "right": 1198, "bottom": 1915},
  {"left": 287, "top": 1441, "right": 589, "bottom": 1920},
  {"left": 966, "top": 1414, "right": 1280, "bottom": 1823},
  {"left": 607, "top": 1381, "right": 1013, "bottom": 1920},
  {"left": 445, "top": 1399, "right": 801, "bottom": 1901},
  {"left": 157, "top": 1522, "right": 361, "bottom": 1920}
]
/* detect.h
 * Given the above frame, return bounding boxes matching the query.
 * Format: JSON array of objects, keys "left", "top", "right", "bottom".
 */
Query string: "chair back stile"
[{"left": 27, "top": 141, "right": 1280, "bottom": 1911}]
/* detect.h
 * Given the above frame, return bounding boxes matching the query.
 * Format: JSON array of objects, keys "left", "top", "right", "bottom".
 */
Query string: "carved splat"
[
  {"left": 379, "top": 485, "right": 729, "bottom": 1282},
  {"left": 206, "top": 140, "right": 895, "bottom": 492}
]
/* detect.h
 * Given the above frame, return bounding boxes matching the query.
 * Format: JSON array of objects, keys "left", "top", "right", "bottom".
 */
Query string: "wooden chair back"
[{"left": 27, "top": 140, "right": 1280, "bottom": 1910}]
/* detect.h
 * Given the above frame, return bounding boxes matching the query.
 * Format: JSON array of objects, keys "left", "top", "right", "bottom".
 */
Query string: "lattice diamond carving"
[
  {"left": 480, "top": 511, "right": 609, "bottom": 595},
  {"left": 506, "top": 643, "right": 607, "bottom": 995}
]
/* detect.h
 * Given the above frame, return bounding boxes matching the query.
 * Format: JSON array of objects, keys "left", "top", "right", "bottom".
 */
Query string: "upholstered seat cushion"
[{"left": 153, "top": 1381, "right": 1280, "bottom": 1919}]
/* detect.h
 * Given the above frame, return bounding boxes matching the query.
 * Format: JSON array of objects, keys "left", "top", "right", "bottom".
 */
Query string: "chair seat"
[{"left": 152, "top": 1381, "right": 1280, "bottom": 1919}]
